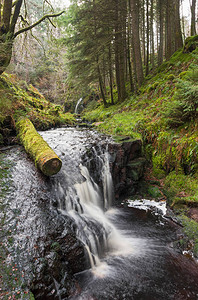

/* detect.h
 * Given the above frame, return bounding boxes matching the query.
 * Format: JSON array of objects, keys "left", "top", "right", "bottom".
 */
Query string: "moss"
[
  {"left": 183, "top": 35, "right": 198, "bottom": 53},
  {"left": 16, "top": 118, "right": 62, "bottom": 176},
  {"left": 163, "top": 171, "right": 198, "bottom": 207},
  {"left": 178, "top": 215, "right": 198, "bottom": 257},
  {"left": 147, "top": 186, "right": 162, "bottom": 198},
  {"left": 167, "top": 74, "right": 175, "bottom": 81},
  {"left": 0, "top": 72, "right": 76, "bottom": 136},
  {"left": 179, "top": 71, "right": 187, "bottom": 79}
]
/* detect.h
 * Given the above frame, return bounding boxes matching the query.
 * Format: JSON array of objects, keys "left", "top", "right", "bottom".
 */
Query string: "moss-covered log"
[{"left": 16, "top": 118, "right": 62, "bottom": 176}]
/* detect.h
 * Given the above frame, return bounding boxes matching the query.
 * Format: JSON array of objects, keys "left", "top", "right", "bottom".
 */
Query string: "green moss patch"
[{"left": 0, "top": 73, "right": 76, "bottom": 144}]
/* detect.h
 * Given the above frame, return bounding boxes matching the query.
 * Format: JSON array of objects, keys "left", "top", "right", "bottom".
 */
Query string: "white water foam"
[{"left": 126, "top": 199, "right": 167, "bottom": 216}]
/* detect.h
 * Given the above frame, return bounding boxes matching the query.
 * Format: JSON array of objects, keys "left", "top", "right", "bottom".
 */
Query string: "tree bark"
[
  {"left": 131, "top": 0, "right": 144, "bottom": 87},
  {"left": 191, "top": 0, "right": 197, "bottom": 36},
  {"left": 146, "top": 0, "right": 149, "bottom": 76},
  {"left": 108, "top": 44, "right": 114, "bottom": 104},
  {"left": 158, "top": 0, "right": 164, "bottom": 66},
  {"left": 16, "top": 118, "right": 62, "bottom": 176},
  {"left": 175, "top": 0, "right": 183, "bottom": 51}
]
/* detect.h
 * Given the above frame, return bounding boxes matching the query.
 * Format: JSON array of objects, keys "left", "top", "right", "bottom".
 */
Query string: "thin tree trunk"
[
  {"left": 108, "top": 44, "right": 114, "bottom": 105},
  {"left": 158, "top": 0, "right": 164, "bottom": 65},
  {"left": 175, "top": 0, "right": 183, "bottom": 50},
  {"left": 150, "top": 0, "right": 155, "bottom": 69},
  {"left": 131, "top": 0, "right": 144, "bottom": 87},
  {"left": 127, "top": 0, "right": 134, "bottom": 93},
  {"left": 166, "top": 0, "right": 174, "bottom": 59},
  {"left": 146, "top": 0, "right": 149, "bottom": 75},
  {"left": 142, "top": 0, "right": 146, "bottom": 66},
  {"left": 191, "top": 0, "right": 197, "bottom": 36}
]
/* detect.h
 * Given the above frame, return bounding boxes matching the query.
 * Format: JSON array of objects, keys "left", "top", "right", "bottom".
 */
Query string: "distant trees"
[
  {"left": 5, "top": 0, "right": 195, "bottom": 107},
  {"left": 62, "top": 0, "right": 186, "bottom": 104},
  {"left": 0, "top": 0, "right": 64, "bottom": 75}
]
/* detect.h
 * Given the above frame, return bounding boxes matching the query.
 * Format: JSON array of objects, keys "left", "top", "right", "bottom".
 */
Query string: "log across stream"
[{"left": 2, "top": 127, "right": 198, "bottom": 299}]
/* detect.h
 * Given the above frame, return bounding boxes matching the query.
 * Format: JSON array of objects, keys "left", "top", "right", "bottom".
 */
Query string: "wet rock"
[
  {"left": 108, "top": 139, "right": 145, "bottom": 199},
  {"left": 81, "top": 138, "right": 145, "bottom": 201}
]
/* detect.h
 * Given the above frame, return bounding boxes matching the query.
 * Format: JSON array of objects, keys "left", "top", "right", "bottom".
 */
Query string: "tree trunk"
[
  {"left": 166, "top": 0, "right": 174, "bottom": 59},
  {"left": 150, "top": 0, "right": 155, "bottom": 69},
  {"left": 175, "top": 0, "right": 183, "bottom": 51},
  {"left": 0, "top": 39, "right": 13, "bottom": 75},
  {"left": 16, "top": 118, "right": 62, "bottom": 176},
  {"left": 97, "top": 58, "right": 107, "bottom": 107},
  {"left": 158, "top": 0, "right": 164, "bottom": 66},
  {"left": 191, "top": 0, "right": 197, "bottom": 36},
  {"left": 108, "top": 44, "right": 114, "bottom": 105},
  {"left": 127, "top": 1, "right": 134, "bottom": 93},
  {"left": 146, "top": 0, "right": 149, "bottom": 76},
  {"left": 131, "top": 0, "right": 144, "bottom": 87},
  {"left": 114, "top": 0, "right": 127, "bottom": 102}
]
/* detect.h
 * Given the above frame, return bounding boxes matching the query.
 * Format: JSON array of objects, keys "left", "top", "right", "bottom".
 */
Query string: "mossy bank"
[
  {"left": 81, "top": 37, "right": 198, "bottom": 256},
  {"left": 0, "top": 73, "right": 76, "bottom": 146}
]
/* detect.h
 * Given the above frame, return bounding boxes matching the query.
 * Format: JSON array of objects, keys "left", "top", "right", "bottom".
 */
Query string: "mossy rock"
[
  {"left": 183, "top": 35, "right": 198, "bottom": 53},
  {"left": 128, "top": 158, "right": 146, "bottom": 181}
]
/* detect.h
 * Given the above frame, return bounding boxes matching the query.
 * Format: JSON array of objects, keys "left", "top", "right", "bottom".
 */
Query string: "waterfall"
[
  {"left": 46, "top": 128, "right": 124, "bottom": 269},
  {"left": 56, "top": 152, "right": 117, "bottom": 267},
  {"left": 74, "top": 98, "right": 83, "bottom": 114}
]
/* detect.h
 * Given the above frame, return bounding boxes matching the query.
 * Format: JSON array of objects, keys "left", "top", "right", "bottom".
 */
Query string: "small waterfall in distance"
[{"left": 74, "top": 98, "right": 83, "bottom": 114}]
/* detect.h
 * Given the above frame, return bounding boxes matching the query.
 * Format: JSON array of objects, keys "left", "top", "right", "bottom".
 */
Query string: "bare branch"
[
  {"left": 14, "top": 11, "right": 65, "bottom": 38},
  {"left": 48, "top": 17, "right": 56, "bottom": 28},
  {"left": 44, "top": 0, "right": 54, "bottom": 12}
]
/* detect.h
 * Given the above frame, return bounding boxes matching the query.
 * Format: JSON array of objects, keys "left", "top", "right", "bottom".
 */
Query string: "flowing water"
[
  {"left": 3, "top": 127, "right": 198, "bottom": 299},
  {"left": 74, "top": 98, "right": 83, "bottom": 114}
]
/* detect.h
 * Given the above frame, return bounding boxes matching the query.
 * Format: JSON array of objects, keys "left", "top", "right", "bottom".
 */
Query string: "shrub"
[{"left": 164, "top": 71, "right": 198, "bottom": 127}]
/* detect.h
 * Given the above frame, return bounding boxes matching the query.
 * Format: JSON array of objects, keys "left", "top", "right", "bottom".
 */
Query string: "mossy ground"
[
  {"left": 82, "top": 45, "right": 198, "bottom": 254},
  {"left": 0, "top": 73, "right": 76, "bottom": 145}
]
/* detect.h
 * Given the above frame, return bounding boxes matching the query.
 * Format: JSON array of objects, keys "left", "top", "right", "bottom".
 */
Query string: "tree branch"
[{"left": 14, "top": 11, "right": 65, "bottom": 38}]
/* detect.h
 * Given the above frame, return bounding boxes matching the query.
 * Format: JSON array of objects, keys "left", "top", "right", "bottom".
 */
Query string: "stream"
[{"left": 2, "top": 127, "right": 198, "bottom": 299}]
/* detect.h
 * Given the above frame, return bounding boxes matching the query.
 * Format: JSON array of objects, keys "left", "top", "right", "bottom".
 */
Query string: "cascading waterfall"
[{"left": 45, "top": 128, "right": 125, "bottom": 270}]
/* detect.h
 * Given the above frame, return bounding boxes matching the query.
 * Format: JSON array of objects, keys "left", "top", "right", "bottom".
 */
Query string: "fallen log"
[{"left": 16, "top": 118, "right": 62, "bottom": 176}]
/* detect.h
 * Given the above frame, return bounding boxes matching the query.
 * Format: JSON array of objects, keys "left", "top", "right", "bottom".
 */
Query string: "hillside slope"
[{"left": 0, "top": 73, "right": 75, "bottom": 145}]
